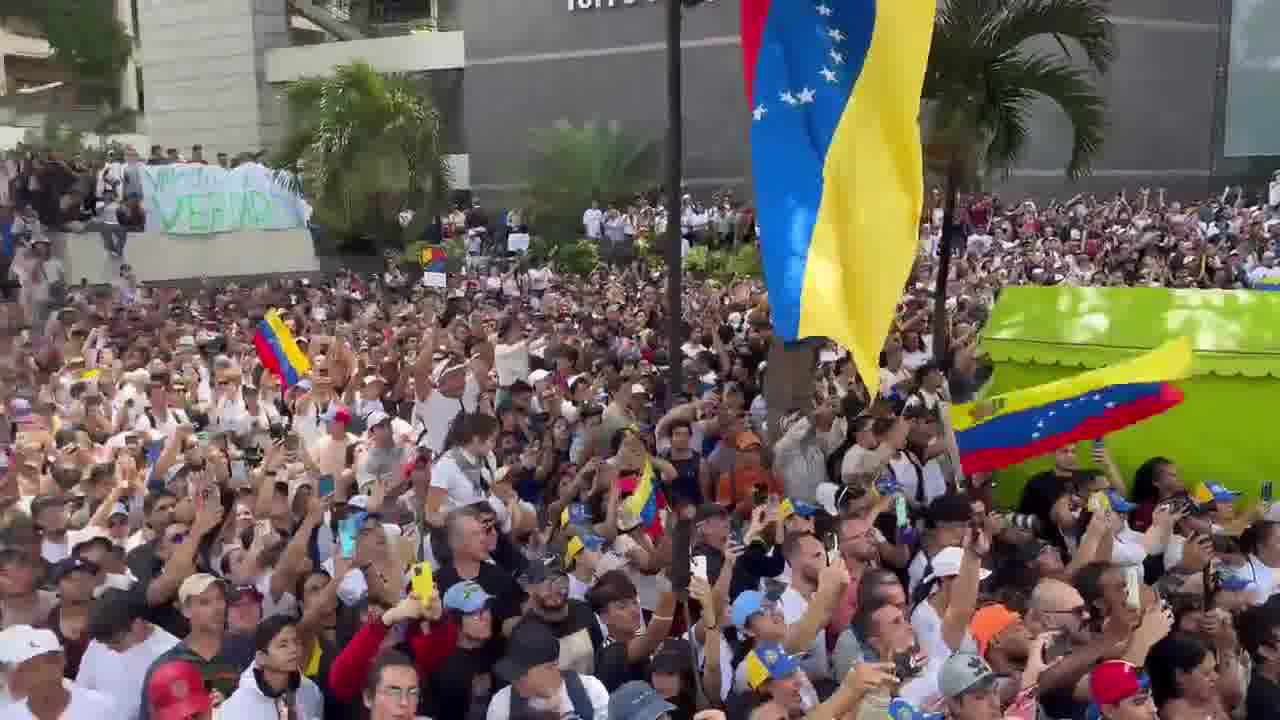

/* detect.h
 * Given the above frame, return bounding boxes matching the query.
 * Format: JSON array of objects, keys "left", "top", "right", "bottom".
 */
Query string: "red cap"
[
  {"left": 147, "top": 661, "right": 214, "bottom": 720},
  {"left": 1090, "top": 661, "right": 1148, "bottom": 705}
]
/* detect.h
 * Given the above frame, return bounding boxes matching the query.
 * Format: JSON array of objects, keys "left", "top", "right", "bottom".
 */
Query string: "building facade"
[{"left": 125, "top": 0, "right": 1270, "bottom": 202}]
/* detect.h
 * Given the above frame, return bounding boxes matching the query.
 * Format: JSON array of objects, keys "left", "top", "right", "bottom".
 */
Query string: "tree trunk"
[
  {"left": 764, "top": 340, "right": 817, "bottom": 445},
  {"left": 931, "top": 162, "right": 960, "bottom": 372}
]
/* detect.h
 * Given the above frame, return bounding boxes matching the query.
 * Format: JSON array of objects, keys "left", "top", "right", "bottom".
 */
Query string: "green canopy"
[
  {"left": 978, "top": 286, "right": 1280, "bottom": 506},
  {"left": 982, "top": 286, "right": 1280, "bottom": 377}
]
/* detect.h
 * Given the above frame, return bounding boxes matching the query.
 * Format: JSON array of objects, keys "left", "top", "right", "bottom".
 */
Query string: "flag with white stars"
[
  {"left": 739, "top": 0, "right": 935, "bottom": 400},
  {"left": 950, "top": 338, "right": 1195, "bottom": 475}
]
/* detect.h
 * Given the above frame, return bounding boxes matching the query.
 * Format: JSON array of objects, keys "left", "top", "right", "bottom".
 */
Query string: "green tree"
[
  {"left": 525, "top": 123, "right": 662, "bottom": 243},
  {"left": 924, "top": 0, "right": 1112, "bottom": 361},
  {"left": 274, "top": 61, "right": 452, "bottom": 252},
  {"left": 0, "top": 1, "right": 133, "bottom": 102}
]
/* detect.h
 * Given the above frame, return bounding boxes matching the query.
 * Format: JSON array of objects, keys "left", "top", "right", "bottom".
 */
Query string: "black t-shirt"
[
  {"left": 594, "top": 640, "right": 648, "bottom": 692},
  {"left": 426, "top": 642, "right": 502, "bottom": 719},
  {"left": 126, "top": 542, "right": 189, "bottom": 638},
  {"left": 435, "top": 561, "right": 526, "bottom": 628},
  {"left": 1248, "top": 671, "right": 1280, "bottom": 720},
  {"left": 1039, "top": 686, "right": 1088, "bottom": 720}
]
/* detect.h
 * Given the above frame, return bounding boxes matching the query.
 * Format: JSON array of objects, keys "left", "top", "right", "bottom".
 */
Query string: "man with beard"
[
  {"left": 518, "top": 554, "right": 603, "bottom": 674},
  {"left": 219, "top": 615, "right": 324, "bottom": 719}
]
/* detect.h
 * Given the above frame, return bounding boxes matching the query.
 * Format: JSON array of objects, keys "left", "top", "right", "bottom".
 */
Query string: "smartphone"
[
  {"left": 823, "top": 533, "right": 840, "bottom": 566},
  {"left": 317, "top": 474, "right": 335, "bottom": 498},
  {"left": 338, "top": 512, "right": 364, "bottom": 559},
  {"left": 691, "top": 555, "right": 709, "bottom": 582},
  {"left": 1088, "top": 491, "right": 1109, "bottom": 515},
  {"left": 409, "top": 561, "right": 435, "bottom": 606},
  {"left": 1124, "top": 566, "right": 1141, "bottom": 610},
  {"left": 1264, "top": 482, "right": 1274, "bottom": 504},
  {"left": 895, "top": 496, "right": 909, "bottom": 528}
]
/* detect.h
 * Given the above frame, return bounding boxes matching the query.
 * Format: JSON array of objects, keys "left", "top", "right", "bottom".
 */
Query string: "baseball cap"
[
  {"left": 969, "top": 604, "right": 1021, "bottom": 657},
  {"left": 322, "top": 404, "right": 352, "bottom": 426},
  {"left": 177, "top": 573, "right": 225, "bottom": 604},
  {"left": 608, "top": 681, "right": 676, "bottom": 720},
  {"left": 743, "top": 642, "right": 799, "bottom": 690},
  {"left": 1090, "top": 661, "right": 1150, "bottom": 705},
  {"left": 921, "top": 547, "right": 993, "bottom": 586},
  {"left": 939, "top": 653, "right": 997, "bottom": 698},
  {"left": 147, "top": 660, "right": 214, "bottom": 720},
  {"left": 779, "top": 499, "right": 818, "bottom": 523},
  {"left": 560, "top": 502, "right": 592, "bottom": 529},
  {"left": 731, "top": 590, "right": 776, "bottom": 630},
  {"left": 495, "top": 620, "right": 561, "bottom": 683},
  {"left": 443, "top": 580, "right": 493, "bottom": 614},
  {"left": 346, "top": 495, "right": 371, "bottom": 510},
  {"left": 529, "top": 369, "right": 552, "bottom": 384},
  {"left": 519, "top": 554, "right": 565, "bottom": 586},
  {"left": 363, "top": 374, "right": 387, "bottom": 386},
  {"left": 1202, "top": 483, "right": 1241, "bottom": 503},
  {"left": 564, "top": 533, "right": 605, "bottom": 569},
  {"left": 1104, "top": 489, "right": 1138, "bottom": 514},
  {"left": 50, "top": 557, "right": 99, "bottom": 584},
  {"left": 0, "top": 625, "right": 61, "bottom": 664},
  {"left": 364, "top": 410, "right": 392, "bottom": 428}
]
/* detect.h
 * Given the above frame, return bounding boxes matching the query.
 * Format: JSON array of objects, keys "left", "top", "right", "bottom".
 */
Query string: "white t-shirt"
[
  {"left": 1248, "top": 555, "right": 1278, "bottom": 605},
  {"left": 527, "top": 267, "right": 551, "bottom": 291},
  {"left": 42, "top": 537, "right": 70, "bottom": 564},
  {"left": 7, "top": 682, "right": 117, "bottom": 720},
  {"left": 429, "top": 449, "right": 513, "bottom": 534},
  {"left": 412, "top": 374, "right": 480, "bottom": 453},
  {"left": 778, "top": 586, "right": 831, "bottom": 682},
  {"left": 14, "top": 255, "right": 65, "bottom": 302},
  {"left": 909, "top": 598, "right": 977, "bottom": 662},
  {"left": 494, "top": 341, "right": 530, "bottom": 387},
  {"left": 77, "top": 625, "right": 180, "bottom": 720},
  {"left": 582, "top": 209, "right": 604, "bottom": 239},
  {"left": 485, "top": 674, "right": 610, "bottom": 720}
]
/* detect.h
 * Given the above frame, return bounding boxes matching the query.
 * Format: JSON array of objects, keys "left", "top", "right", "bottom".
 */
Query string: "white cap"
[
  {"left": 0, "top": 625, "right": 61, "bottom": 664},
  {"left": 347, "top": 495, "right": 371, "bottom": 510},
  {"left": 178, "top": 573, "right": 224, "bottom": 604},
  {"left": 364, "top": 410, "right": 392, "bottom": 428},
  {"left": 529, "top": 369, "right": 552, "bottom": 385},
  {"left": 631, "top": 383, "right": 649, "bottom": 396},
  {"left": 921, "top": 547, "right": 992, "bottom": 586}
]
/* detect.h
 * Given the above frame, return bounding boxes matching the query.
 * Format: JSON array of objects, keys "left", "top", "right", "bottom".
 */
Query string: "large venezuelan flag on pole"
[
  {"left": 254, "top": 309, "right": 312, "bottom": 389},
  {"left": 951, "top": 338, "right": 1194, "bottom": 475},
  {"left": 740, "top": 0, "right": 935, "bottom": 399}
]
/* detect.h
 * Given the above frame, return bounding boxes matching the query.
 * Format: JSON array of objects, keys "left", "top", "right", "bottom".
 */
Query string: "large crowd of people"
[{"left": 3, "top": 142, "right": 1280, "bottom": 720}]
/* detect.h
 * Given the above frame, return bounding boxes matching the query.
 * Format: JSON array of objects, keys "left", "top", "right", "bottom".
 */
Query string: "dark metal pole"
[
  {"left": 664, "top": 0, "right": 684, "bottom": 408},
  {"left": 931, "top": 164, "right": 959, "bottom": 371}
]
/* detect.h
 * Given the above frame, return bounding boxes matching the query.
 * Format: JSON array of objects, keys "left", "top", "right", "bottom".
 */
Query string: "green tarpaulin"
[{"left": 979, "top": 286, "right": 1280, "bottom": 508}]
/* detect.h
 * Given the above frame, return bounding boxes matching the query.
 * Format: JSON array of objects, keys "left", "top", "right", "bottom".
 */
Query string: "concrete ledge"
[
  {"left": 59, "top": 229, "right": 320, "bottom": 285},
  {"left": 265, "top": 31, "right": 466, "bottom": 82}
]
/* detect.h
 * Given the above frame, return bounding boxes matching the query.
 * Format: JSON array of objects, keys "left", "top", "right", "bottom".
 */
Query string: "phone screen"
[
  {"left": 691, "top": 555, "right": 709, "bottom": 582},
  {"left": 317, "top": 474, "right": 335, "bottom": 498}
]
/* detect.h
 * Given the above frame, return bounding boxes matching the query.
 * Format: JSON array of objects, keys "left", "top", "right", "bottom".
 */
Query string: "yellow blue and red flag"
[
  {"left": 254, "top": 309, "right": 312, "bottom": 389},
  {"left": 620, "top": 459, "right": 667, "bottom": 541},
  {"left": 740, "top": 0, "right": 935, "bottom": 399},
  {"left": 951, "top": 338, "right": 1194, "bottom": 474}
]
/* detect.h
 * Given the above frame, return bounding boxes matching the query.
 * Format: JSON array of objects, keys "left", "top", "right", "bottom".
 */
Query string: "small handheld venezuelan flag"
[
  {"left": 740, "top": 0, "right": 936, "bottom": 399},
  {"left": 254, "top": 309, "right": 312, "bottom": 389},
  {"left": 950, "top": 337, "right": 1194, "bottom": 475}
]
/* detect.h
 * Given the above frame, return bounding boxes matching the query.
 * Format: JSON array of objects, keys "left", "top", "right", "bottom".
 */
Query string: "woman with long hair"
[{"left": 1145, "top": 632, "right": 1233, "bottom": 720}]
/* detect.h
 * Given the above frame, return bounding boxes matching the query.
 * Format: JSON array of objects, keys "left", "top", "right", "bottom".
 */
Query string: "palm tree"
[
  {"left": 924, "top": 0, "right": 1113, "bottom": 365},
  {"left": 274, "top": 61, "right": 452, "bottom": 251},
  {"left": 524, "top": 123, "right": 662, "bottom": 242}
]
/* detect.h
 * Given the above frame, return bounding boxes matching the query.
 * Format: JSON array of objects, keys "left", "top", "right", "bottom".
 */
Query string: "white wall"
[
  {"left": 264, "top": 31, "right": 465, "bottom": 82},
  {"left": 62, "top": 228, "right": 319, "bottom": 284}
]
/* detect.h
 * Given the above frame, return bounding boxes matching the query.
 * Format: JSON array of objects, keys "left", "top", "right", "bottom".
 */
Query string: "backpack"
[{"left": 508, "top": 671, "right": 593, "bottom": 720}]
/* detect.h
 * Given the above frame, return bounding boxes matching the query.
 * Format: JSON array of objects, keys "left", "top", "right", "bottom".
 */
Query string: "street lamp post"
[{"left": 664, "top": 0, "right": 686, "bottom": 408}]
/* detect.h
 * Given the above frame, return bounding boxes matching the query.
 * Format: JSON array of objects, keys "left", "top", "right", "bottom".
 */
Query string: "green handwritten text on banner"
[{"left": 140, "top": 163, "right": 309, "bottom": 235}]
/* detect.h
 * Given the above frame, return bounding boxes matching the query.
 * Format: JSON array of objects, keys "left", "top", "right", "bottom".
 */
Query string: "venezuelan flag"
[
  {"left": 254, "top": 309, "right": 312, "bottom": 389},
  {"left": 740, "top": 0, "right": 935, "bottom": 399},
  {"left": 951, "top": 338, "right": 1194, "bottom": 474},
  {"left": 621, "top": 459, "right": 667, "bottom": 540}
]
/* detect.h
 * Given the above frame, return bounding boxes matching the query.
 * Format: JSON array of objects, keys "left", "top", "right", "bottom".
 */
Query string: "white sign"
[
  {"left": 140, "top": 163, "right": 307, "bottom": 235},
  {"left": 508, "top": 232, "right": 530, "bottom": 253}
]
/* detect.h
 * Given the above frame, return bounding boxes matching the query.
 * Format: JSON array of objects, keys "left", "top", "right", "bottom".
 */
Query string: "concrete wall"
[
  {"left": 459, "top": 0, "right": 1229, "bottom": 202},
  {"left": 136, "top": 0, "right": 289, "bottom": 156},
  {"left": 61, "top": 229, "right": 319, "bottom": 285}
]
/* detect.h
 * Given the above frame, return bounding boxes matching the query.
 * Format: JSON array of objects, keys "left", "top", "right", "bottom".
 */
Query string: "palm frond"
[
  {"left": 1000, "top": 53, "right": 1107, "bottom": 178},
  {"left": 983, "top": 0, "right": 1114, "bottom": 73}
]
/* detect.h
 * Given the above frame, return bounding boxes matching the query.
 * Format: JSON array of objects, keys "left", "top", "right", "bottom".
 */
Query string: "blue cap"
[
  {"left": 1105, "top": 489, "right": 1138, "bottom": 514},
  {"left": 1205, "top": 483, "right": 1241, "bottom": 503},
  {"left": 743, "top": 642, "right": 800, "bottom": 690},
  {"left": 443, "top": 580, "right": 492, "bottom": 613},
  {"left": 876, "top": 474, "right": 902, "bottom": 495},
  {"left": 731, "top": 590, "right": 771, "bottom": 629},
  {"left": 607, "top": 681, "right": 676, "bottom": 720}
]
